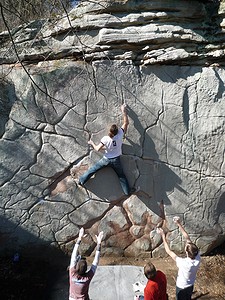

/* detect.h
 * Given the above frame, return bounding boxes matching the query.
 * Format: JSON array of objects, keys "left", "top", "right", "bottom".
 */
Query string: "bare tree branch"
[{"left": 0, "top": 2, "right": 72, "bottom": 109}]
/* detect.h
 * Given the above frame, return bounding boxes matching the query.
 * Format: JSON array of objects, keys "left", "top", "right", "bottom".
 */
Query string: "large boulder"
[{"left": 0, "top": 0, "right": 224, "bottom": 258}]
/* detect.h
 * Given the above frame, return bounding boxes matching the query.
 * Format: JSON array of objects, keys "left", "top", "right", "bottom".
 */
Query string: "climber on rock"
[{"left": 70, "top": 104, "right": 136, "bottom": 196}]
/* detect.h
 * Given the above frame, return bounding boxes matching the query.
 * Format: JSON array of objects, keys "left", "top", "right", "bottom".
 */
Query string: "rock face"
[{"left": 0, "top": 0, "right": 224, "bottom": 259}]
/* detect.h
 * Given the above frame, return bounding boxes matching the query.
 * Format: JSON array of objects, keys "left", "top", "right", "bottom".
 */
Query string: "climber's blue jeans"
[{"left": 79, "top": 156, "right": 130, "bottom": 195}]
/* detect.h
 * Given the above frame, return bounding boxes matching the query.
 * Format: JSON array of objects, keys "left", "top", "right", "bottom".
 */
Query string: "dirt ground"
[
  {"left": 97, "top": 242, "right": 225, "bottom": 299},
  {"left": 0, "top": 244, "right": 224, "bottom": 300},
  {"left": 98, "top": 254, "right": 225, "bottom": 300}
]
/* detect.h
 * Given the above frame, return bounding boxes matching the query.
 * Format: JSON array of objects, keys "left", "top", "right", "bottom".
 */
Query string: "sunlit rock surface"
[{"left": 0, "top": 0, "right": 224, "bottom": 258}]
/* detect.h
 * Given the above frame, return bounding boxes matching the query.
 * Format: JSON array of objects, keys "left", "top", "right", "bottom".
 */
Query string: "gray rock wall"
[{"left": 0, "top": 0, "right": 224, "bottom": 258}]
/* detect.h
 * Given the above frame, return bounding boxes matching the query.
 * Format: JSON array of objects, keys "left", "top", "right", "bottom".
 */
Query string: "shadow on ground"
[{"left": 0, "top": 241, "right": 225, "bottom": 300}]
